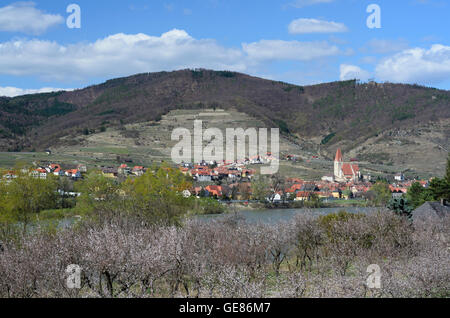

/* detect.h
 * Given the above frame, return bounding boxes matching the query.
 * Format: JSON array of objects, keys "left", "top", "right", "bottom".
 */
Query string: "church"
[{"left": 334, "top": 148, "right": 360, "bottom": 182}]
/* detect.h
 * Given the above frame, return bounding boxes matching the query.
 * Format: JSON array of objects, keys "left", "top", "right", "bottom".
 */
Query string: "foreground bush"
[{"left": 0, "top": 210, "right": 448, "bottom": 298}]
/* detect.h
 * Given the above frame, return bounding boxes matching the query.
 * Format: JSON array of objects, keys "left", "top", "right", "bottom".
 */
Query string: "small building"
[
  {"left": 321, "top": 175, "right": 334, "bottom": 182},
  {"left": 3, "top": 171, "right": 17, "bottom": 184},
  {"left": 295, "top": 191, "right": 311, "bottom": 201},
  {"left": 53, "top": 168, "right": 65, "bottom": 177},
  {"left": 66, "top": 169, "right": 81, "bottom": 179},
  {"left": 132, "top": 166, "right": 145, "bottom": 176},
  {"left": 118, "top": 164, "right": 131, "bottom": 175},
  {"left": 32, "top": 169, "right": 47, "bottom": 179},
  {"left": 205, "top": 185, "right": 222, "bottom": 198},
  {"left": 196, "top": 171, "right": 212, "bottom": 182},
  {"left": 394, "top": 173, "right": 405, "bottom": 181},
  {"left": 102, "top": 168, "right": 118, "bottom": 178},
  {"left": 77, "top": 164, "right": 88, "bottom": 173},
  {"left": 49, "top": 164, "right": 61, "bottom": 171}
]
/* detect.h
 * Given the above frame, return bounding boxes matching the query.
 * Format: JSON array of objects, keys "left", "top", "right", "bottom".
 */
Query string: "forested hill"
[{"left": 1, "top": 69, "right": 449, "bottom": 154}]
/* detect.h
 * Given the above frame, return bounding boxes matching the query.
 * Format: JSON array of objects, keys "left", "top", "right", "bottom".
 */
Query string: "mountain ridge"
[{"left": 1, "top": 69, "right": 449, "bottom": 173}]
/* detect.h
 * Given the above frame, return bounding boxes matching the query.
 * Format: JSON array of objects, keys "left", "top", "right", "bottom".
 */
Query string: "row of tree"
[
  {"left": 0, "top": 209, "right": 448, "bottom": 298},
  {"left": 0, "top": 165, "right": 224, "bottom": 238}
]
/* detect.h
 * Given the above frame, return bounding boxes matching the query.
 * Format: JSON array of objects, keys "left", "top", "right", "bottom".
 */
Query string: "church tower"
[{"left": 334, "top": 148, "right": 343, "bottom": 181}]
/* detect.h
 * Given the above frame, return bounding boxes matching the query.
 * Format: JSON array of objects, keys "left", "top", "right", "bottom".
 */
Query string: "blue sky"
[{"left": 0, "top": 0, "right": 448, "bottom": 96}]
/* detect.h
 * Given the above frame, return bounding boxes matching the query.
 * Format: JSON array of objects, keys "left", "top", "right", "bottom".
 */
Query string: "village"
[{"left": 1, "top": 148, "right": 429, "bottom": 205}]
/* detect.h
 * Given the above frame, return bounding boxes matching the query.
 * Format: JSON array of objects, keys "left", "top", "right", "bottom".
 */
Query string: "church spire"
[{"left": 335, "top": 148, "right": 343, "bottom": 162}]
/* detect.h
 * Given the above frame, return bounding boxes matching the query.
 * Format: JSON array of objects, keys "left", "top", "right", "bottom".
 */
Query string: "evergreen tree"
[
  {"left": 425, "top": 177, "right": 450, "bottom": 201},
  {"left": 407, "top": 153, "right": 450, "bottom": 206},
  {"left": 406, "top": 182, "right": 425, "bottom": 208},
  {"left": 387, "top": 197, "right": 413, "bottom": 218}
]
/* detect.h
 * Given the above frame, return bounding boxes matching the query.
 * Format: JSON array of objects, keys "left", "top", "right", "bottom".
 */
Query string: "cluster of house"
[
  {"left": 100, "top": 164, "right": 146, "bottom": 178},
  {"left": 285, "top": 178, "right": 369, "bottom": 201},
  {"left": 181, "top": 183, "right": 252, "bottom": 200},
  {"left": 179, "top": 160, "right": 257, "bottom": 182},
  {"left": 2, "top": 163, "right": 87, "bottom": 182},
  {"left": 1, "top": 148, "right": 432, "bottom": 204},
  {"left": 179, "top": 177, "right": 369, "bottom": 201},
  {"left": 180, "top": 149, "right": 430, "bottom": 202},
  {"left": 184, "top": 175, "right": 430, "bottom": 202},
  {"left": 389, "top": 179, "right": 429, "bottom": 198}
]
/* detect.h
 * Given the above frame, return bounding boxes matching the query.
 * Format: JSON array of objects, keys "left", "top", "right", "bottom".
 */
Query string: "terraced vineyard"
[{"left": 1, "top": 108, "right": 430, "bottom": 180}]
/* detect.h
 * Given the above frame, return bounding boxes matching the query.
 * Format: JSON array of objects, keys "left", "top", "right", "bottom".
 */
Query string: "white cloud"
[
  {"left": 0, "top": 30, "right": 246, "bottom": 81},
  {"left": 362, "top": 38, "right": 409, "bottom": 54},
  {"left": 243, "top": 40, "right": 341, "bottom": 61},
  {"left": 375, "top": 44, "right": 450, "bottom": 84},
  {"left": 287, "top": 0, "right": 334, "bottom": 8},
  {"left": 0, "top": 30, "right": 343, "bottom": 82},
  {"left": 0, "top": 86, "right": 72, "bottom": 97},
  {"left": 289, "top": 18, "right": 348, "bottom": 34},
  {"left": 0, "top": 2, "right": 63, "bottom": 35},
  {"left": 340, "top": 64, "right": 371, "bottom": 81}
]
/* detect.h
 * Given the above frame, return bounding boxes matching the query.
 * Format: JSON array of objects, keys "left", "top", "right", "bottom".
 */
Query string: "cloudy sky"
[{"left": 0, "top": 0, "right": 448, "bottom": 96}]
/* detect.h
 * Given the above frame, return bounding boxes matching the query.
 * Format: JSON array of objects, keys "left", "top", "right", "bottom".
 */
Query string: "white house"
[
  {"left": 53, "top": 169, "right": 65, "bottom": 177},
  {"left": 31, "top": 169, "right": 47, "bottom": 179},
  {"left": 66, "top": 169, "right": 81, "bottom": 179},
  {"left": 321, "top": 175, "right": 334, "bottom": 182},
  {"left": 77, "top": 164, "right": 88, "bottom": 173},
  {"left": 196, "top": 172, "right": 212, "bottom": 182}
]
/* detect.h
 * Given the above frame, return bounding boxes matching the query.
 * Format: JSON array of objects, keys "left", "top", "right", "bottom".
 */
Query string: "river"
[
  {"left": 198, "top": 207, "right": 379, "bottom": 224},
  {"left": 42, "top": 207, "right": 379, "bottom": 229}
]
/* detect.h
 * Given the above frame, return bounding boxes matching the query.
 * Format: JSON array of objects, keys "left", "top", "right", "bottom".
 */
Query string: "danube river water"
[
  {"left": 198, "top": 207, "right": 379, "bottom": 224},
  {"left": 45, "top": 207, "right": 379, "bottom": 229}
]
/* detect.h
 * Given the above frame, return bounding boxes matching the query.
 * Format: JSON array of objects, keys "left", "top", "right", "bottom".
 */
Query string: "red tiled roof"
[
  {"left": 205, "top": 185, "right": 222, "bottom": 196},
  {"left": 289, "top": 184, "right": 303, "bottom": 192},
  {"left": 342, "top": 163, "right": 359, "bottom": 176}
]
